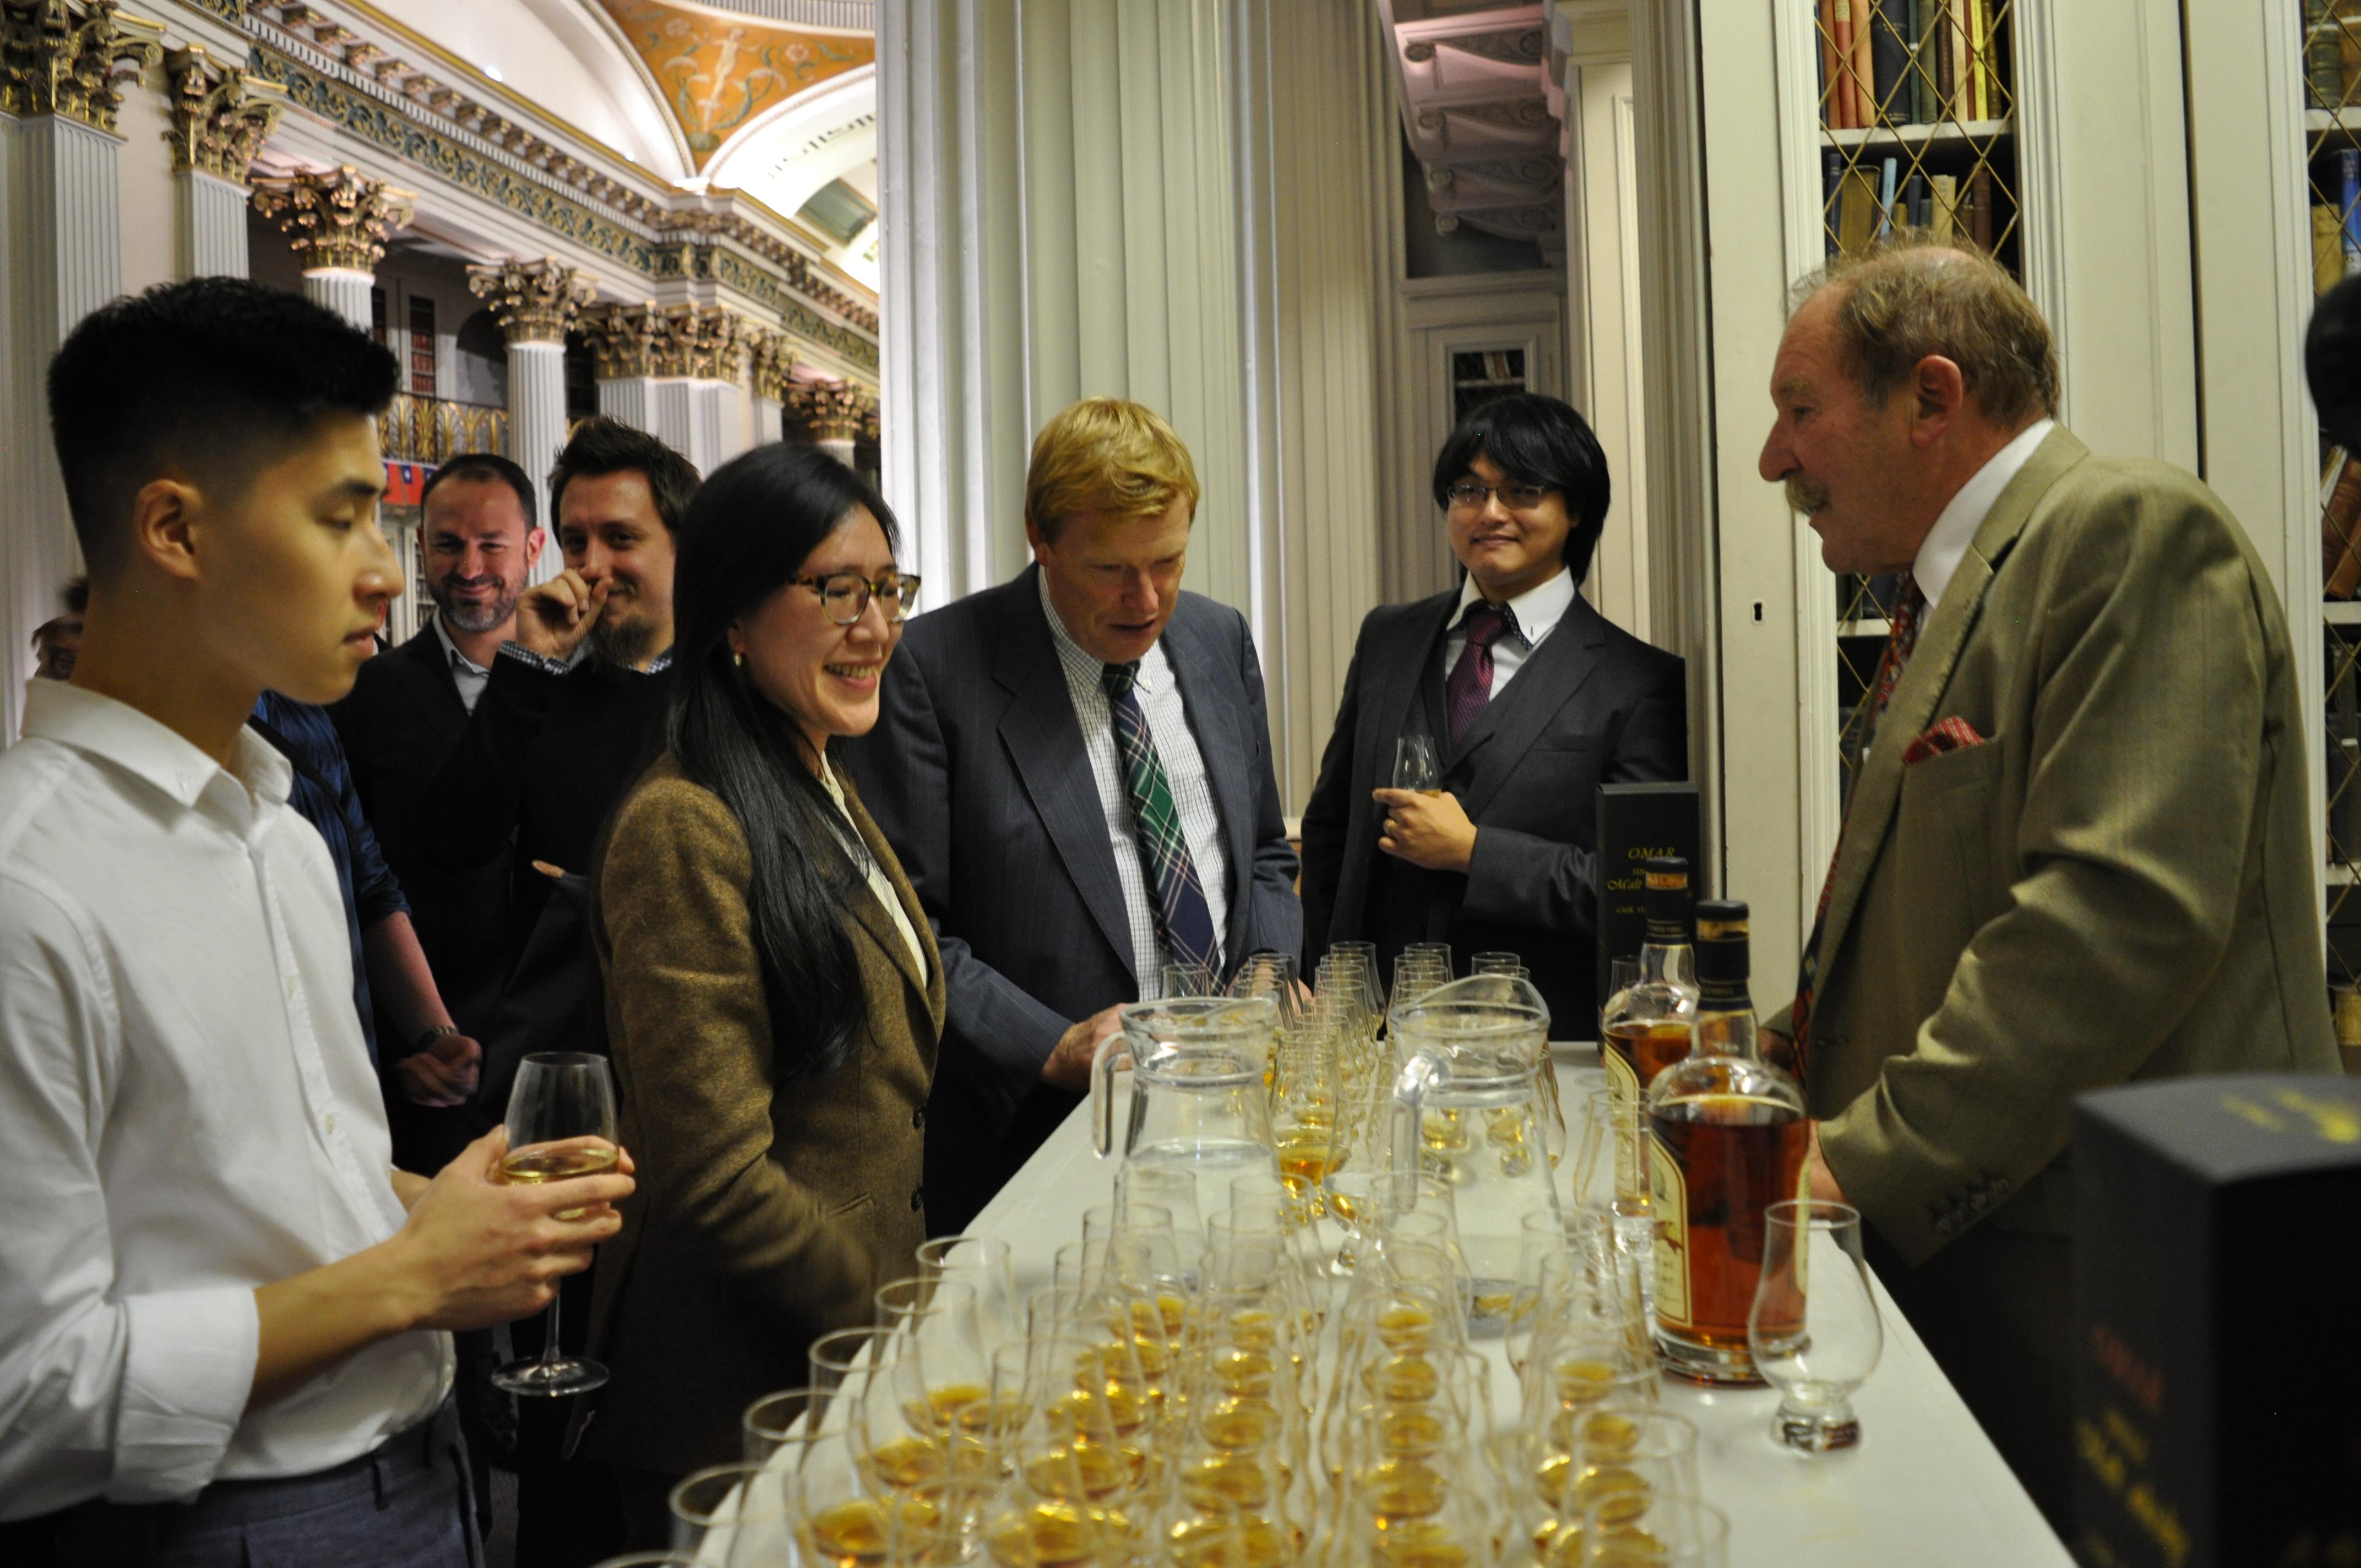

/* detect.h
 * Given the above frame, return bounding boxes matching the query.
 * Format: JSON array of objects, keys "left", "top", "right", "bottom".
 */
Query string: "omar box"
[{"left": 2071, "top": 1072, "right": 2361, "bottom": 1568}]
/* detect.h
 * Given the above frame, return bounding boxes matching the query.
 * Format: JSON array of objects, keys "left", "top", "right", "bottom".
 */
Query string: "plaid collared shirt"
[{"left": 1038, "top": 571, "right": 1231, "bottom": 995}]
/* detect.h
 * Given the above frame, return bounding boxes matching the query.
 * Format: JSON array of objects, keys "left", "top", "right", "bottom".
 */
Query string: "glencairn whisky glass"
[{"left": 1749, "top": 1199, "right": 1883, "bottom": 1452}]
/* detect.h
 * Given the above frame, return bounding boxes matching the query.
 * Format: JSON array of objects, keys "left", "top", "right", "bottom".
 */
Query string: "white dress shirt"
[
  {"left": 1438, "top": 563, "right": 1580, "bottom": 693},
  {"left": 820, "top": 753, "right": 928, "bottom": 982},
  {"left": 1914, "top": 417, "right": 2055, "bottom": 610},
  {"left": 0, "top": 681, "right": 451, "bottom": 1517},
  {"left": 1038, "top": 571, "right": 1232, "bottom": 996},
  {"left": 431, "top": 613, "right": 492, "bottom": 714}
]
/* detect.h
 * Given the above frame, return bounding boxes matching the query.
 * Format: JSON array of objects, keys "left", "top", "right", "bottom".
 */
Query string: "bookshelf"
[
  {"left": 2307, "top": 0, "right": 2361, "bottom": 967},
  {"left": 1805, "top": 0, "right": 2026, "bottom": 812}
]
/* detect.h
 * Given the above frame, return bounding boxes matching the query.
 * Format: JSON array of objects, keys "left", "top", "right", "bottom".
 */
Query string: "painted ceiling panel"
[{"left": 589, "top": 0, "right": 873, "bottom": 170}]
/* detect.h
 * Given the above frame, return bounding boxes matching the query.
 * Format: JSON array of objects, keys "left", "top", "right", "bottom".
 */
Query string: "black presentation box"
[
  {"left": 2071, "top": 1072, "right": 2361, "bottom": 1568},
  {"left": 1592, "top": 782, "right": 1699, "bottom": 1032}
]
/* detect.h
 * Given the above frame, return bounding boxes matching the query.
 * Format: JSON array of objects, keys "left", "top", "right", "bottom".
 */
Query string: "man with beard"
[
  {"left": 336, "top": 455, "right": 543, "bottom": 1087},
  {"left": 418, "top": 418, "right": 690, "bottom": 953}
]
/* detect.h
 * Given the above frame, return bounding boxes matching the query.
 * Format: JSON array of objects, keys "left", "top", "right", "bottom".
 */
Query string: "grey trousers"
[{"left": 21, "top": 1396, "right": 480, "bottom": 1568}]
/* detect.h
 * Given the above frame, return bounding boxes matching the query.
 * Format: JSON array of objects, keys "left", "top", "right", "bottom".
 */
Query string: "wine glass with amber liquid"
[{"left": 491, "top": 1051, "right": 618, "bottom": 1396}]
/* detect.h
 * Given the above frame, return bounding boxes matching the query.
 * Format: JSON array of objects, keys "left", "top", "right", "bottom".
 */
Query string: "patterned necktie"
[
  {"left": 1788, "top": 575, "right": 1927, "bottom": 1086},
  {"left": 1102, "top": 661, "right": 1221, "bottom": 975},
  {"left": 1444, "top": 601, "right": 1515, "bottom": 746}
]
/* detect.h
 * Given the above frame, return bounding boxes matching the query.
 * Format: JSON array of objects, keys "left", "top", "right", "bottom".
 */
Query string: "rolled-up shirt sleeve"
[{"left": 0, "top": 875, "right": 257, "bottom": 1516}]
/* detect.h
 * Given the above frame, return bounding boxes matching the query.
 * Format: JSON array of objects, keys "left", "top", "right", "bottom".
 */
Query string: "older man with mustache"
[{"left": 1756, "top": 237, "right": 2336, "bottom": 1528}]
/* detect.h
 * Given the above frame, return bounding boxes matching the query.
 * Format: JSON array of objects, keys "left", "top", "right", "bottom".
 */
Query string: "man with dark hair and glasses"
[
  {"left": 0, "top": 277, "right": 630, "bottom": 1568},
  {"left": 1298, "top": 391, "right": 1689, "bottom": 1032}
]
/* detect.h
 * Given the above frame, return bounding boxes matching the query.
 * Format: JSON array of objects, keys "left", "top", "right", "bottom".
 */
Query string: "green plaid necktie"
[{"left": 1101, "top": 661, "right": 1220, "bottom": 974}]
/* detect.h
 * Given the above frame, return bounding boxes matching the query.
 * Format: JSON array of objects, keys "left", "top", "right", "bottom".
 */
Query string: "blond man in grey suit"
[{"left": 1756, "top": 240, "right": 2338, "bottom": 1528}]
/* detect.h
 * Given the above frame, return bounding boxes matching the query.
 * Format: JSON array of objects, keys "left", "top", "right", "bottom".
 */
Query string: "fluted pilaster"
[
  {"left": 165, "top": 47, "right": 281, "bottom": 280},
  {"left": 470, "top": 260, "right": 597, "bottom": 580}
]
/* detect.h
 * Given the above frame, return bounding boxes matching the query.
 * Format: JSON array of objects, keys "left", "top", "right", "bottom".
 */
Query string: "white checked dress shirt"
[
  {"left": 0, "top": 681, "right": 451, "bottom": 1517},
  {"left": 1039, "top": 572, "right": 1232, "bottom": 996}
]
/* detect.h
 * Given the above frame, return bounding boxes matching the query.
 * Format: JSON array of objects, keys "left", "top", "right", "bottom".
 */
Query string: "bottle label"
[
  {"left": 1602, "top": 1046, "right": 1641, "bottom": 1198},
  {"left": 1649, "top": 1132, "right": 1690, "bottom": 1327}
]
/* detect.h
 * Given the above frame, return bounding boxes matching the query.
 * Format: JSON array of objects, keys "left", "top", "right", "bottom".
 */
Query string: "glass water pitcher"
[
  {"left": 1094, "top": 996, "right": 1281, "bottom": 1224},
  {"left": 1390, "top": 975, "right": 1562, "bottom": 1331}
]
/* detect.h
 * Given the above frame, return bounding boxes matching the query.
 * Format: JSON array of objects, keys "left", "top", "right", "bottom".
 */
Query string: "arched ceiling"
[{"left": 360, "top": 0, "right": 880, "bottom": 285}]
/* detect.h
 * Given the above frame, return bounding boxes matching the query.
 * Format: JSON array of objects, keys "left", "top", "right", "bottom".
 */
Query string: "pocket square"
[{"left": 1903, "top": 716, "right": 1985, "bottom": 766}]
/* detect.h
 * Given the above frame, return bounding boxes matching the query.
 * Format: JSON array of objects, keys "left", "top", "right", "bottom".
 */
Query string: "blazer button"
[
  {"left": 912, "top": 1106, "right": 926, "bottom": 1130},
  {"left": 910, "top": 1188, "right": 925, "bottom": 1212}
]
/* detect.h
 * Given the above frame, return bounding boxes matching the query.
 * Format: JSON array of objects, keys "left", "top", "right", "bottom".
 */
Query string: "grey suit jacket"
[{"left": 841, "top": 565, "right": 1301, "bottom": 1193}]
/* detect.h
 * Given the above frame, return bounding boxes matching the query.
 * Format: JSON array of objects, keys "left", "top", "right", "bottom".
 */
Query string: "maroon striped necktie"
[{"left": 1444, "top": 602, "right": 1514, "bottom": 745}]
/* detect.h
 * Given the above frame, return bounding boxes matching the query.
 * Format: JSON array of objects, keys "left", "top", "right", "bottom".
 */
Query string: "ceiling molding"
[
  {"left": 1379, "top": 0, "right": 1565, "bottom": 253},
  {"left": 686, "top": 0, "right": 869, "bottom": 27}
]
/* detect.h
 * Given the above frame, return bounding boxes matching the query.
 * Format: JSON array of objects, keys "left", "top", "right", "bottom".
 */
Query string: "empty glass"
[
  {"left": 1392, "top": 734, "right": 1441, "bottom": 792},
  {"left": 1116, "top": 1163, "right": 1207, "bottom": 1286},
  {"left": 918, "top": 1235, "right": 1022, "bottom": 1358},
  {"left": 1750, "top": 1199, "right": 1884, "bottom": 1452},
  {"left": 667, "top": 1461, "right": 764, "bottom": 1556},
  {"left": 742, "top": 1385, "right": 831, "bottom": 1462}
]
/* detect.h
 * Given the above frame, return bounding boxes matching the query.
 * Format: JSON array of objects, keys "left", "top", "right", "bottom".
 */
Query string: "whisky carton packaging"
[
  {"left": 1592, "top": 783, "right": 1699, "bottom": 1033},
  {"left": 2071, "top": 1073, "right": 2361, "bottom": 1568}
]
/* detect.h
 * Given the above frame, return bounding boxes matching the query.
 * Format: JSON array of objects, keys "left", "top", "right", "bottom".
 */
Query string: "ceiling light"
[{"left": 484, "top": 63, "right": 503, "bottom": 82}]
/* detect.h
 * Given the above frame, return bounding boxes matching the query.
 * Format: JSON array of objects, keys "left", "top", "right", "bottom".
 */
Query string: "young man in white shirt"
[{"left": 0, "top": 278, "right": 633, "bottom": 1566}]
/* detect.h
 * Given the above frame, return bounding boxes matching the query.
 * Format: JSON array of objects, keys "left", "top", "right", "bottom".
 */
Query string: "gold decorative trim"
[
  {"left": 250, "top": 162, "right": 416, "bottom": 271},
  {"left": 785, "top": 377, "right": 876, "bottom": 443},
  {"left": 165, "top": 43, "right": 283, "bottom": 178},
  {"left": 1, "top": 0, "right": 164, "bottom": 133},
  {"left": 467, "top": 257, "right": 599, "bottom": 345}
]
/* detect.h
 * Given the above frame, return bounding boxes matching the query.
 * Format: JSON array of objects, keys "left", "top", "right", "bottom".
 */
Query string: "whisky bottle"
[
  {"left": 1644, "top": 900, "right": 1808, "bottom": 1385},
  {"left": 1598, "top": 858, "right": 1699, "bottom": 1213}
]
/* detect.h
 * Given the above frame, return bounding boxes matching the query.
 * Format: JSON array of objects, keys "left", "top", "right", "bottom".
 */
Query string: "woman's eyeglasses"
[{"left": 789, "top": 571, "right": 924, "bottom": 625}]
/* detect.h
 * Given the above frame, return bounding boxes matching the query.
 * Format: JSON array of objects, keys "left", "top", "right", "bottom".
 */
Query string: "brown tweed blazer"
[{"left": 578, "top": 752, "right": 945, "bottom": 1476}]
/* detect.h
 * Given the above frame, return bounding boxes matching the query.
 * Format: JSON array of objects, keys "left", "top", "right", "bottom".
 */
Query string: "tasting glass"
[
  {"left": 1270, "top": 1032, "right": 1342, "bottom": 1223},
  {"left": 1582, "top": 1492, "right": 1729, "bottom": 1567},
  {"left": 1160, "top": 960, "right": 1217, "bottom": 999},
  {"left": 1750, "top": 1199, "right": 1884, "bottom": 1452},
  {"left": 1471, "top": 951, "right": 1528, "bottom": 977},
  {"left": 810, "top": 1324, "right": 894, "bottom": 1394},
  {"left": 491, "top": 1052, "right": 618, "bottom": 1396},
  {"left": 1114, "top": 1164, "right": 1206, "bottom": 1284},
  {"left": 919, "top": 1235, "right": 1022, "bottom": 1358},
  {"left": 1321, "top": 1168, "right": 1382, "bottom": 1278},
  {"left": 742, "top": 1385, "right": 833, "bottom": 1463},
  {"left": 1226, "top": 950, "right": 1304, "bottom": 1036},
  {"left": 877, "top": 1277, "right": 992, "bottom": 1439},
  {"left": 1081, "top": 1202, "right": 1182, "bottom": 1285},
  {"left": 667, "top": 1461, "right": 764, "bottom": 1556},
  {"left": 790, "top": 1425, "right": 903, "bottom": 1568},
  {"left": 1392, "top": 734, "right": 1441, "bottom": 792}
]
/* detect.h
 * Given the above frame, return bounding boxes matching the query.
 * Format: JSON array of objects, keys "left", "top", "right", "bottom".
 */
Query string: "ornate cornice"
[
  {"left": 1, "top": 0, "right": 164, "bottom": 132},
  {"left": 249, "top": 162, "right": 415, "bottom": 270},
  {"left": 786, "top": 379, "right": 877, "bottom": 443},
  {"left": 467, "top": 257, "right": 598, "bottom": 344},
  {"left": 746, "top": 327, "right": 796, "bottom": 401},
  {"left": 664, "top": 303, "right": 744, "bottom": 381},
  {"left": 166, "top": 44, "right": 282, "bottom": 178},
  {"left": 1405, "top": 27, "right": 1544, "bottom": 66},
  {"left": 243, "top": 40, "right": 880, "bottom": 372}
]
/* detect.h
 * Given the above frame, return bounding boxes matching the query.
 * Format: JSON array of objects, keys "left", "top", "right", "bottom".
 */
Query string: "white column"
[
  {"left": 651, "top": 379, "right": 699, "bottom": 470},
  {"left": 701, "top": 380, "right": 746, "bottom": 469},
  {"left": 175, "top": 170, "right": 250, "bottom": 279},
  {"left": 508, "top": 340, "right": 566, "bottom": 577},
  {"left": 302, "top": 267, "right": 374, "bottom": 333},
  {"left": 165, "top": 50, "right": 280, "bottom": 282},
  {"left": 818, "top": 434, "right": 857, "bottom": 467},
  {"left": 597, "top": 376, "right": 657, "bottom": 431},
  {"left": 5, "top": 113, "right": 130, "bottom": 742},
  {"left": 751, "top": 392, "right": 781, "bottom": 448}
]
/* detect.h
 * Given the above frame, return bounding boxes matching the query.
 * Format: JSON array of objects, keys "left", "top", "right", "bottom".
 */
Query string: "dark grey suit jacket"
[
  {"left": 841, "top": 565, "right": 1301, "bottom": 1232},
  {"left": 1298, "top": 586, "right": 1686, "bottom": 1035}
]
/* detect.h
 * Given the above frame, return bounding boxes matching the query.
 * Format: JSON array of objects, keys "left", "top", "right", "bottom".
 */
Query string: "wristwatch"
[{"left": 413, "top": 1023, "right": 463, "bottom": 1054}]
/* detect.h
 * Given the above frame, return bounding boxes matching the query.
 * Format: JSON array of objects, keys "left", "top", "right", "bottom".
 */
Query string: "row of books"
[
  {"left": 1823, "top": 151, "right": 1996, "bottom": 256},
  {"left": 2325, "top": 448, "right": 2361, "bottom": 598},
  {"left": 2308, "top": 1, "right": 2361, "bottom": 116},
  {"left": 2311, "top": 150, "right": 2361, "bottom": 297},
  {"left": 1818, "top": 0, "right": 2003, "bottom": 133}
]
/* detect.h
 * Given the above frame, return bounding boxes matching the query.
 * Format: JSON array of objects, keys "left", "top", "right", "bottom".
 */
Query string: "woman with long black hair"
[{"left": 575, "top": 444, "right": 942, "bottom": 1537}]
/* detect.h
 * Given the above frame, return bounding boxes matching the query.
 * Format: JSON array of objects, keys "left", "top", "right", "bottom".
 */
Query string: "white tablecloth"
[{"left": 965, "top": 1044, "right": 2074, "bottom": 1568}]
